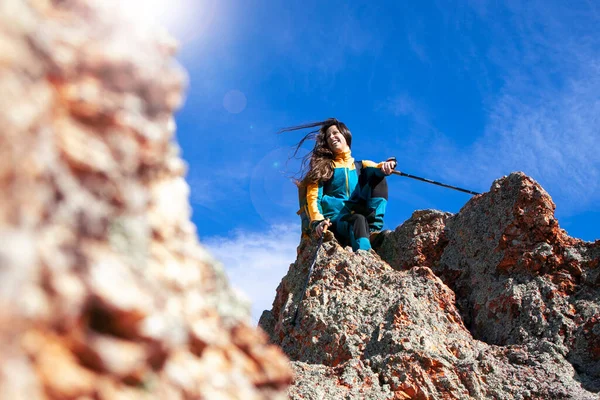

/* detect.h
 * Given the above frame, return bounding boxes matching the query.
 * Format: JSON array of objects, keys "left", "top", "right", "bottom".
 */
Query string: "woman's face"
[{"left": 326, "top": 125, "right": 349, "bottom": 155}]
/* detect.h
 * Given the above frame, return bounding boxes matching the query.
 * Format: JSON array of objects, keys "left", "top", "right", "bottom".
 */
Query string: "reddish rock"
[
  {"left": 261, "top": 172, "right": 600, "bottom": 398},
  {"left": 0, "top": 0, "right": 291, "bottom": 398},
  {"left": 378, "top": 209, "right": 451, "bottom": 272},
  {"left": 432, "top": 173, "right": 600, "bottom": 389},
  {"left": 24, "top": 332, "right": 98, "bottom": 399}
]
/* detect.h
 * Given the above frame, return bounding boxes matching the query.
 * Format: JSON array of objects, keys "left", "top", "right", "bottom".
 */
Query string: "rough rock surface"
[
  {"left": 260, "top": 172, "right": 600, "bottom": 399},
  {"left": 0, "top": 0, "right": 291, "bottom": 398}
]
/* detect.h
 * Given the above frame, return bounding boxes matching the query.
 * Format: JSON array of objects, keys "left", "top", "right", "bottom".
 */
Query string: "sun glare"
[
  {"left": 118, "top": 0, "right": 183, "bottom": 29},
  {"left": 115, "top": 0, "right": 217, "bottom": 44}
]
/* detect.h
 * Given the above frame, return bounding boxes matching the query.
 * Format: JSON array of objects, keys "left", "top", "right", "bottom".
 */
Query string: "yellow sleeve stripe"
[
  {"left": 306, "top": 182, "right": 324, "bottom": 222},
  {"left": 361, "top": 159, "right": 378, "bottom": 168}
]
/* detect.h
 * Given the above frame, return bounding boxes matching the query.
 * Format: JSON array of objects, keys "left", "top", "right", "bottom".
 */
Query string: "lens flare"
[
  {"left": 250, "top": 148, "right": 299, "bottom": 225},
  {"left": 223, "top": 90, "right": 247, "bottom": 114}
]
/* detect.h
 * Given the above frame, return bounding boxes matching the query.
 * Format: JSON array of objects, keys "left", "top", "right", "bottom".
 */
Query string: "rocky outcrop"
[
  {"left": 429, "top": 173, "right": 600, "bottom": 391},
  {"left": 260, "top": 172, "right": 600, "bottom": 399},
  {"left": 0, "top": 0, "right": 291, "bottom": 398}
]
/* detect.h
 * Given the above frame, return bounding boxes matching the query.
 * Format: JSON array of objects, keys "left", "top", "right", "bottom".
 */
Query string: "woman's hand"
[
  {"left": 315, "top": 219, "right": 331, "bottom": 237},
  {"left": 380, "top": 159, "right": 396, "bottom": 175}
]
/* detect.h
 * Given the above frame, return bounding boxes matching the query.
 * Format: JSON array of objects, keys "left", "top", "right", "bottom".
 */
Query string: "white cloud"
[
  {"left": 405, "top": 1, "right": 600, "bottom": 216},
  {"left": 455, "top": 3, "right": 600, "bottom": 214},
  {"left": 202, "top": 224, "right": 300, "bottom": 323},
  {"left": 464, "top": 66, "right": 600, "bottom": 208},
  {"left": 387, "top": 94, "right": 420, "bottom": 118}
]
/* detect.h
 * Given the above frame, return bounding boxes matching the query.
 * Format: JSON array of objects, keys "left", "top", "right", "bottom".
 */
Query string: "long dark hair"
[{"left": 279, "top": 118, "right": 352, "bottom": 186}]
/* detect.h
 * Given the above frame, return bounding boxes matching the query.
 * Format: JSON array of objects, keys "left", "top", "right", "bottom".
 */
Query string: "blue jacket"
[{"left": 307, "top": 149, "right": 385, "bottom": 224}]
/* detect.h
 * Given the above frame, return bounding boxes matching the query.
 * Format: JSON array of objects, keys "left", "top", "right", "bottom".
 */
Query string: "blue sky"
[{"left": 160, "top": 0, "right": 599, "bottom": 321}]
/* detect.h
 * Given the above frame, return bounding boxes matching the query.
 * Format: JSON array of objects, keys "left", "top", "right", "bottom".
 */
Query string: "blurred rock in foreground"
[{"left": 0, "top": 0, "right": 291, "bottom": 398}]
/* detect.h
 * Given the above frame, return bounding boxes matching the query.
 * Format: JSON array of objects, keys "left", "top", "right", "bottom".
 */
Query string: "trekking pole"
[
  {"left": 392, "top": 170, "right": 480, "bottom": 195},
  {"left": 292, "top": 224, "right": 328, "bottom": 326}
]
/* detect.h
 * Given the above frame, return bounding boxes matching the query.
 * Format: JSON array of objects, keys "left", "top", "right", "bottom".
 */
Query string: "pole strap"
[{"left": 392, "top": 170, "right": 480, "bottom": 195}]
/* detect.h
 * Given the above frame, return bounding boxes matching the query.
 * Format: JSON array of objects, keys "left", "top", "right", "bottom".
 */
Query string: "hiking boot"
[{"left": 370, "top": 230, "right": 391, "bottom": 251}]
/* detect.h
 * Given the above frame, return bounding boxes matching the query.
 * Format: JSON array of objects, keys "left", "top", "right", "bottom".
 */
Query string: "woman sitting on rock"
[{"left": 283, "top": 118, "right": 396, "bottom": 252}]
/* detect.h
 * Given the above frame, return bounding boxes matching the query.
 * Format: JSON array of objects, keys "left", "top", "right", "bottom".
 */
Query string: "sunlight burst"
[
  {"left": 118, "top": 0, "right": 185, "bottom": 31},
  {"left": 115, "top": 0, "right": 216, "bottom": 44}
]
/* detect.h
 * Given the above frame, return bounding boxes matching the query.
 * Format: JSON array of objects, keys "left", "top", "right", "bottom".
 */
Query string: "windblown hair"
[{"left": 279, "top": 118, "right": 352, "bottom": 187}]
